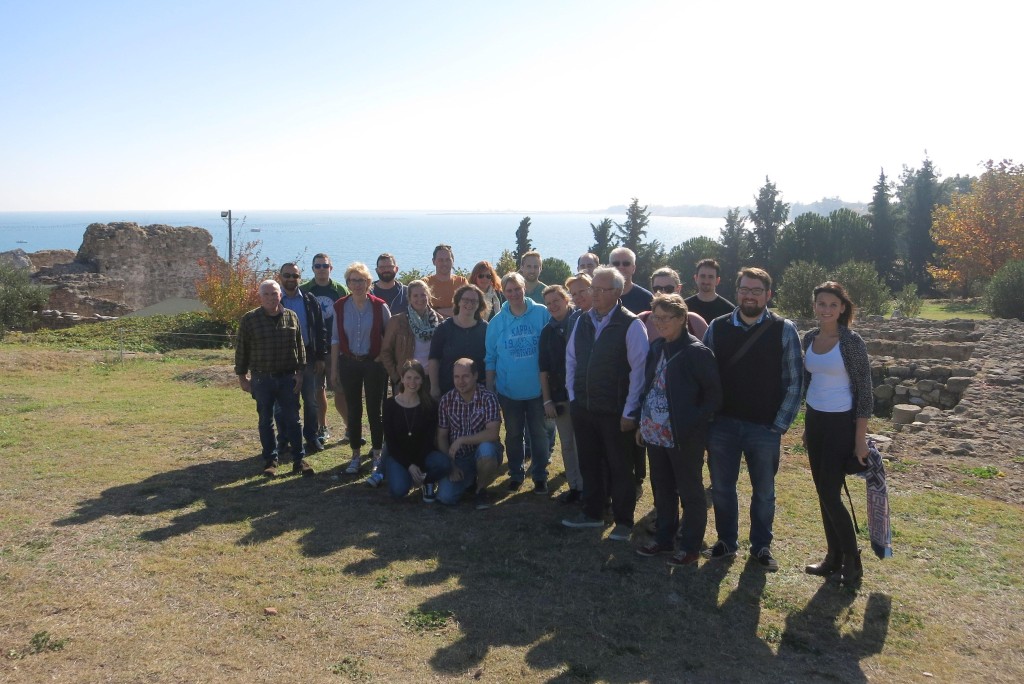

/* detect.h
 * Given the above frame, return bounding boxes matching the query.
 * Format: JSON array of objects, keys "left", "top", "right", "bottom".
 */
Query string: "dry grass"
[{"left": 1, "top": 344, "right": 1022, "bottom": 683}]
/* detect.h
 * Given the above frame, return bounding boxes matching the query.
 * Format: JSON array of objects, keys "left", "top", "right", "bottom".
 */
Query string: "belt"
[
  {"left": 343, "top": 353, "right": 372, "bottom": 361},
  {"left": 252, "top": 370, "right": 299, "bottom": 378}
]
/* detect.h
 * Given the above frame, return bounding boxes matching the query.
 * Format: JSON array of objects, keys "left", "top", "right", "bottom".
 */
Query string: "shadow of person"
[{"left": 777, "top": 584, "right": 891, "bottom": 683}]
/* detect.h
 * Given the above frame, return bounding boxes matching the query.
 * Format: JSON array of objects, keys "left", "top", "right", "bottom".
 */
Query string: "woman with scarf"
[
  {"left": 470, "top": 260, "right": 502, "bottom": 321},
  {"left": 381, "top": 280, "right": 441, "bottom": 393}
]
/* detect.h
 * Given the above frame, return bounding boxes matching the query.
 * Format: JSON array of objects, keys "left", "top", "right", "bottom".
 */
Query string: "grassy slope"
[{"left": 1, "top": 344, "right": 1022, "bottom": 683}]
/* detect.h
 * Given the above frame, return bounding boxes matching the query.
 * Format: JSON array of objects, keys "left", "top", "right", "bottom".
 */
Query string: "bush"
[
  {"left": 0, "top": 262, "right": 49, "bottom": 339},
  {"left": 893, "top": 283, "right": 923, "bottom": 318},
  {"left": 194, "top": 241, "right": 272, "bottom": 332},
  {"left": 495, "top": 249, "right": 517, "bottom": 277},
  {"left": 541, "top": 257, "right": 573, "bottom": 288},
  {"left": 832, "top": 261, "right": 892, "bottom": 317},
  {"left": 987, "top": 259, "right": 1024, "bottom": 320},
  {"left": 775, "top": 261, "right": 828, "bottom": 318}
]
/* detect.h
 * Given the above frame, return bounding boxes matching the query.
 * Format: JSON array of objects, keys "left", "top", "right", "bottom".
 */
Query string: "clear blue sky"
[{"left": 1, "top": 0, "right": 1018, "bottom": 211}]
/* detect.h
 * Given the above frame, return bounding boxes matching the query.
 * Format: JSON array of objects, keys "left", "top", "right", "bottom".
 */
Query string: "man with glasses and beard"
[
  {"left": 701, "top": 267, "right": 802, "bottom": 572},
  {"left": 372, "top": 252, "right": 408, "bottom": 316}
]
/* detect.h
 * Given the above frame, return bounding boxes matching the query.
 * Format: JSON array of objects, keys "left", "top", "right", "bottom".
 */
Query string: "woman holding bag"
[{"left": 801, "top": 281, "right": 873, "bottom": 586}]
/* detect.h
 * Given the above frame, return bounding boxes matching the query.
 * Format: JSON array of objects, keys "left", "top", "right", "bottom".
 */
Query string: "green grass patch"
[
  {"left": 961, "top": 465, "right": 1004, "bottom": 479},
  {"left": 918, "top": 299, "right": 989, "bottom": 321},
  {"left": 14, "top": 313, "right": 231, "bottom": 353}
]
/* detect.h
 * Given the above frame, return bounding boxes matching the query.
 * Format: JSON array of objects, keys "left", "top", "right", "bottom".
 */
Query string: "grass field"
[
  {"left": 917, "top": 299, "right": 989, "bottom": 321},
  {"left": 1, "top": 342, "right": 1022, "bottom": 683}
]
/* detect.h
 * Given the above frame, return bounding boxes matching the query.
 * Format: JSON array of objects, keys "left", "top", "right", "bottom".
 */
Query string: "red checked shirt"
[{"left": 437, "top": 384, "right": 501, "bottom": 459}]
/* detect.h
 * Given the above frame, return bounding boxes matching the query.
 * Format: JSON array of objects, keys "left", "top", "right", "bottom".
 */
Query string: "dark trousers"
[
  {"left": 571, "top": 405, "right": 636, "bottom": 526},
  {"left": 805, "top": 406, "right": 859, "bottom": 561},
  {"left": 648, "top": 431, "right": 707, "bottom": 552},
  {"left": 251, "top": 372, "right": 303, "bottom": 463},
  {"left": 274, "top": 362, "right": 319, "bottom": 448},
  {"left": 338, "top": 355, "right": 388, "bottom": 450}
]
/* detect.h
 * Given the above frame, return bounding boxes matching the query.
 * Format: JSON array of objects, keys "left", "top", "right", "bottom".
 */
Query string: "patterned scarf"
[{"left": 407, "top": 306, "right": 440, "bottom": 342}]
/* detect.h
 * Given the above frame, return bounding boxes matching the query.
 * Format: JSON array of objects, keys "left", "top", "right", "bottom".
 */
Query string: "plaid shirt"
[
  {"left": 234, "top": 306, "right": 306, "bottom": 376},
  {"left": 437, "top": 384, "right": 501, "bottom": 459}
]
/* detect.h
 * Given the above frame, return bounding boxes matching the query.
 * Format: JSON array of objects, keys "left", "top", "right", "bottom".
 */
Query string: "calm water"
[{"left": 0, "top": 210, "right": 723, "bottom": 273}]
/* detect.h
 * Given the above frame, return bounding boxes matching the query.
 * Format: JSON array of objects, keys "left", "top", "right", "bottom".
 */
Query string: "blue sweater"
[{"left": 484, "top": 297, "right": 551, "bottom": 399}]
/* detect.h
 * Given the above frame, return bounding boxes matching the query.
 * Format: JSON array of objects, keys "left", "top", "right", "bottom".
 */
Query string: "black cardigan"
[{"left": 636, "top": 333, "right": 723, "bottom": 444}]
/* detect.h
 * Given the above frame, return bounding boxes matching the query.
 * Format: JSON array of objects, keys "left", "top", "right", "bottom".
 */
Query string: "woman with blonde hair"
[
  {"left": 380, "top": 280, "right": 440, "bottom": 391},
  {"left": 330, "top": 262, "right": 392, "bottom": 484}
]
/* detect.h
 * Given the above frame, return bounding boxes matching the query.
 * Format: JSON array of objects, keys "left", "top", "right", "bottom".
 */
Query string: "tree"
[
  {"left": 666, "top": 236, "right": 722, "bottom": 296},
  {"left": 514, "top": 216, "right": 532, "bottom": 264},
  {"left": 616, "top": 198, "right": 650, "bottom": 254},
  {"left": 718, "top": 208, "right": 752, "bottom": 301},
  {"left": 194, "top": 240, "right": 272, "bottom": 334},
  {"left": 0, "top": 262, "right": 48, "bottom": 338},
  {"left": 897, "top": 158, "right": 941, "bottom": 291},
  {"left": 930, "top": 160, "right": 1024, "bottom": 294},
  {"left": 541, "top": 257, "right": 573, "bottom": 287},
  {"left": 775, "top": 261, "right": 829, "bottom": 318},
  {"left": 588, "top": 217, "right": 616, "bottom": 264},
  {"left": 495, "top": 248, "right": 518, "bottom": 277},
  {"left": 747, "top": 176, "right": 790, "bottom": 272},
  {"left": 867, "top": 169, "right": 898, "bottom": 286}
]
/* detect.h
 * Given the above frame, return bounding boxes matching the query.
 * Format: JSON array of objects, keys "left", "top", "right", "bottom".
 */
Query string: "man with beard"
[
  {"left": 701, "top": 267, "right": 802, "bottom": 571},
  {"left": 302, "top": 253, "right": 351, "bottom": 446},
  {"left": 372, "top": 252, "right": 408, "bottom": 316},
  {"left": 425, "top": 244, "right": 468, "bottom": 318},
  {"left": 685, "top": 258, "right": 735, "bottom": 324}
]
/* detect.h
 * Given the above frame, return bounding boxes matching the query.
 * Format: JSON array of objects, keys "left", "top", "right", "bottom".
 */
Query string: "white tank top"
[{"left": 805, "top": 342, "right": 853, "bottom": 412}]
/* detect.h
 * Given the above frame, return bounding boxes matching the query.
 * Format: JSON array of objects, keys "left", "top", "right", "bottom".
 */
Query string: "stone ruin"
[{"left": 3, "top": 222, "right": 224, "bottom": 327}]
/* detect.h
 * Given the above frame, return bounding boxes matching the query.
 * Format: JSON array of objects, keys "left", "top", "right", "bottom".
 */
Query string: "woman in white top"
[
  {"left": 800, "top": 281, "right": 874, "bottom": 587},
  {"left": 380, "top": 280, "right": 440, "bottom": 391}
]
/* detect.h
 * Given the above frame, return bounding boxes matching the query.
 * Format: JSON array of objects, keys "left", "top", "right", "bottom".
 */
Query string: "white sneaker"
[{"left": 344, "top": 456, "right": 361, "bottom": 474}]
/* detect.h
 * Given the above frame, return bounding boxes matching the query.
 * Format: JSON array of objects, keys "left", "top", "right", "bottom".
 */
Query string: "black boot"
[
  {"left": 840, "top": 549, "right": 863, "bottom": 586},
  {"left": 805, "top": 552, "right": 841, "bottom": 576}
]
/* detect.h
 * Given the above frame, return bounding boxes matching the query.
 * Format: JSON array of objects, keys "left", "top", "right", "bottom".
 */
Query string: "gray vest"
[{"left": 572, "top": 305, "right": 636, "bottom": 414}]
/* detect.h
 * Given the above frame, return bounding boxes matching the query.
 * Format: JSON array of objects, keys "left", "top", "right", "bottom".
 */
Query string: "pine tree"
[
  {"left": 588, "top": 217, "right": 616, "bottom": 264},
  {"left": 898, "top": 159, "right": 941, "bottom": 291},
  {"left": 514, "top": 216, "right": 532, "bottom": 264},
  {"left": 616, "top": 198, "right": 650, "bottom": 253},
  {"left": 718, "top": 208, "right": 752, "bottom": 302},
  {"left": 867, "top": 169, "right": 898, "bottom": 287},
  {"left": 747, "top": 177, "right": 790, "bottom": 273}
]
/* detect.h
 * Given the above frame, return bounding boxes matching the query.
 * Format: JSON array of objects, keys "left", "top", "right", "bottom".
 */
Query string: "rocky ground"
[{"left": 852, "top": 317, "right": 1024, "bottom": 506}]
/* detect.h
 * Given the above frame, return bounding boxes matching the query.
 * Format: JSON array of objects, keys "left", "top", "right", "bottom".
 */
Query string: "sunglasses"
[
  {"left": 651, "top": 285, "right": 676, "bottom": 294},
  {"left": 280, "top": 273, "right": 300, "bottom": 279},
  {"left": 475, "top": 273, "right": 493, "bottom": 279},
  {"left": 313, "top": 263, "right": 331, "bottom": 269},
  {"left": 611, "top": 260, "right": 632, "bottom": 267}
]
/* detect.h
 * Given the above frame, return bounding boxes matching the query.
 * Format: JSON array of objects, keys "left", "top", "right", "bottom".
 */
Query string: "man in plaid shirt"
[
  {"left": 235, "top": 279, "right": 308, "bottom": 478},
  {"left": 436, "top": 358, "right": 502, "bottom": 509}
]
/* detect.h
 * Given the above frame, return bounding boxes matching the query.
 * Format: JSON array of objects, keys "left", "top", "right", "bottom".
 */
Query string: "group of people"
[{"left": 234, "top": 245, "right": 873, "bottom": 584}]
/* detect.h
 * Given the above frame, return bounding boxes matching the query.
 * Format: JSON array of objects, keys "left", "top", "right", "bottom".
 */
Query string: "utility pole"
[{"left": 221, "top": 210, "right": 234, "bottom": 264}]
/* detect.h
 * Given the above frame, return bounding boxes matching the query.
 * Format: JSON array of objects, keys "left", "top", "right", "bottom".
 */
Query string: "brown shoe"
[
  {"left": 292, "top": 459, "right": 315, "bottom": 477},
  {"left": 262, "top": 460, "right": 278, "bottom": 477},
  {"left": 667, "top": 551, "right": 700, "bottom": 567},
  {"left": 636, "top": 541, "right": 672, "bottom": 557},
  {"left": 805, "top": 553, "right": 841, "bottom": 576}
]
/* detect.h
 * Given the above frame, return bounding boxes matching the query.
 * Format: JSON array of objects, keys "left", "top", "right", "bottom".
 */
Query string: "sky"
[{"left": 1, "top": 0, "right": 1019, "bottom": 212}]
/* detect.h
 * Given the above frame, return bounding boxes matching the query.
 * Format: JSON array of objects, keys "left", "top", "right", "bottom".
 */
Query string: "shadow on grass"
[{"left": 54, "top": 452, "right": 890, "bottom": 682}]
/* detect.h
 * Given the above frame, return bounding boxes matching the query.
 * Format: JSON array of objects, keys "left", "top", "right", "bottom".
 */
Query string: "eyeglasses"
[
  {"left": 347, "top": 278, "right": 368, "bottom": 285},
  {"left": 312, "top": 263, "right": 331, "bottom": 269},
  {"left": 737, "top": 287, "right": 766, "bottom": 296},
  {"left": 280, "top": 273, "right": 300, "bottom": 279},
  {"left": 590, "top": 286, "right": 618, "bottom": 295},
  {"left": 651, "top": 285, "right": 676, "bottom": 294},
  {"left": 611, "top": 261, "right": 632, "bottom": 267},
  {"left": 475, "top": 273, "right": 493, "bottom": 280}
]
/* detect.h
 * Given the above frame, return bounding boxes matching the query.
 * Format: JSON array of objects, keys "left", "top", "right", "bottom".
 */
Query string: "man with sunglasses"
[
  {"left": 276, "top": 263, "right": 328, "bottom": 469},
  {"left": 701, "top": 267, "right": 802, "bottom": 571},
  {"left": 609, "top": 247, "right": 653, "bottom": 314},
  {"left": 302, "top": 254, "right": 351, "bottom": 446}
]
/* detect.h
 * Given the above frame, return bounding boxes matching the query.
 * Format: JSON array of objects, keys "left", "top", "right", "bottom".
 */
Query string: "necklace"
[{"left": 402, "top": 404, "right": 418, "bottom": 437}]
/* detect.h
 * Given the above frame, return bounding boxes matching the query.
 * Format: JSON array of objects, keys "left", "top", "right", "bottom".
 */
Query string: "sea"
[{"left": 0, "top": 210, "right": 723, "bottom": 273}]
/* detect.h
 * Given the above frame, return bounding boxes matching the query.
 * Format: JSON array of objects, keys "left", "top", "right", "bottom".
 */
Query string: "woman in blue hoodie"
[{"left": 485, "top": 272, "right": 551, "bottom": 491}]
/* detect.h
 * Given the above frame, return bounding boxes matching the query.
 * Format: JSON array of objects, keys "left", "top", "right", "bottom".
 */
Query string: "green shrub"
[
  {"left": 832, "top": 260, "right": 892, "bottom": 316},
  {"left": 541, "top": 257, "right": 573, "bottom": 288},
  {"left": 893, "top": 283, "right": 924, "bottom": 318},
  {"left": 22, "top": 313, "right": 232, "bottom": 353},
  {"left": 0, "top": 263, "right": 49, "bottom": 339},
  {"left": 775, "top": 261, "right": 828, "bottom": 318},
  {"left": 987, "top": 259, "right": 1024, "bottom": 320}
]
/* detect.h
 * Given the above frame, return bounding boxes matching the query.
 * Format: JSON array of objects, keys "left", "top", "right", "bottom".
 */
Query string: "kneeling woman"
[
  {"left": 382, "top": 360, "right": 450, "bottom": 501},
  {"left": 801, "top": 281, "right": 873, "bottom": 586},
  {"left": 635, "top": 293, "right": 722, "bottom": 566}
]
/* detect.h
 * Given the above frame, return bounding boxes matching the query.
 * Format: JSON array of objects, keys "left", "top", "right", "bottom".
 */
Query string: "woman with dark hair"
[
  {"left": 428, "top": 284, "right": 488, "bottom": 399},
  {"left": 330, "top": 262, "right": 391, "bottom": 483},
  {"left": 380, "top": 280, "right": 440, "bottom": 390},
  {"left": 801, "top": 281, "right": 873, "bottom": 586},
  {"left": 470, "top": 261, "right": 502, "bottom": 321},
  {"left": 382, "top": 361, "right": 450, "bottom": 502},
  {"left": 634, "top": 293, "right": 722, "bottom": 566}
]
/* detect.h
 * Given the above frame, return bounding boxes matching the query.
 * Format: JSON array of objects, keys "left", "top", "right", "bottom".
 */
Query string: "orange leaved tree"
[
  {"left": 195, "top": 240, "right": 273, "bottom": 335},
  {"left": 930, "top": 160, "right": 1024, "bottom": 294}
]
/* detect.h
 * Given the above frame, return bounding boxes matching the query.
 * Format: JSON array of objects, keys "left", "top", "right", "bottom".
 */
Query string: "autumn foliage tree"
[
  {"left": 929, "top": 160, "right": 1024, "bottom": 294},
  {"left": 195, "top": 241, "right": 273, "bottom": 333}
]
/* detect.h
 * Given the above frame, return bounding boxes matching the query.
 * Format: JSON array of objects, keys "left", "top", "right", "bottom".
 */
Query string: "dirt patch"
[{"left": 174, "top": 365, "right": 238, "bottom": 388}]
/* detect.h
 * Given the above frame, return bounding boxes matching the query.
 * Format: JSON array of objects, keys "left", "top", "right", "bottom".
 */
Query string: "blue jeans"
[
  {"left": 707, "top": 416, "right": 782, "bottom": 553},
  {"left": 436, "top": 441, "right": 502, "bottom": 505},
  {"left": 498, "top": 394, "right": 550, "bottom": 484},
  {"left": 274, "top": 363, "right": 319, "bottom": 447},
  {"left": 384, "top": 449, "right": 451, "bottom": 500},
  {"left": 251, "top": 372, "right": 303, "bottom": 462}
]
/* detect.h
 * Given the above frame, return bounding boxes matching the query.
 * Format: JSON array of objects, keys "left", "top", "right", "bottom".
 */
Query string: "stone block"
[
  {"left": 945, "top": 377, "right": 973, "bottom": 393},
  {"left": 873, "top": 385, "right": 895, "bottom": 400},
  {"left": 892, "top": 404, "right": 922, "bottom": 424}
]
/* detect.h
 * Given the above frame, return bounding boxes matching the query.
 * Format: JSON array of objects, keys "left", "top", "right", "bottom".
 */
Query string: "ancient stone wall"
[{"left": 75, "top": 222, "right": 221, "bottom": 310}]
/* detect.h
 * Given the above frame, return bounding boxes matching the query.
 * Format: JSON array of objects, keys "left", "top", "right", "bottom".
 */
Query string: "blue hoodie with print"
[{"left": 484, "top": 296, "right": 551, "bottom": 399}]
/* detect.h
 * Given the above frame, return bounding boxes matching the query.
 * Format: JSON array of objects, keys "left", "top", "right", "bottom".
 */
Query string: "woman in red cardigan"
[{"left": 330, "top": 262, "right": 392, "bottom": 484}]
